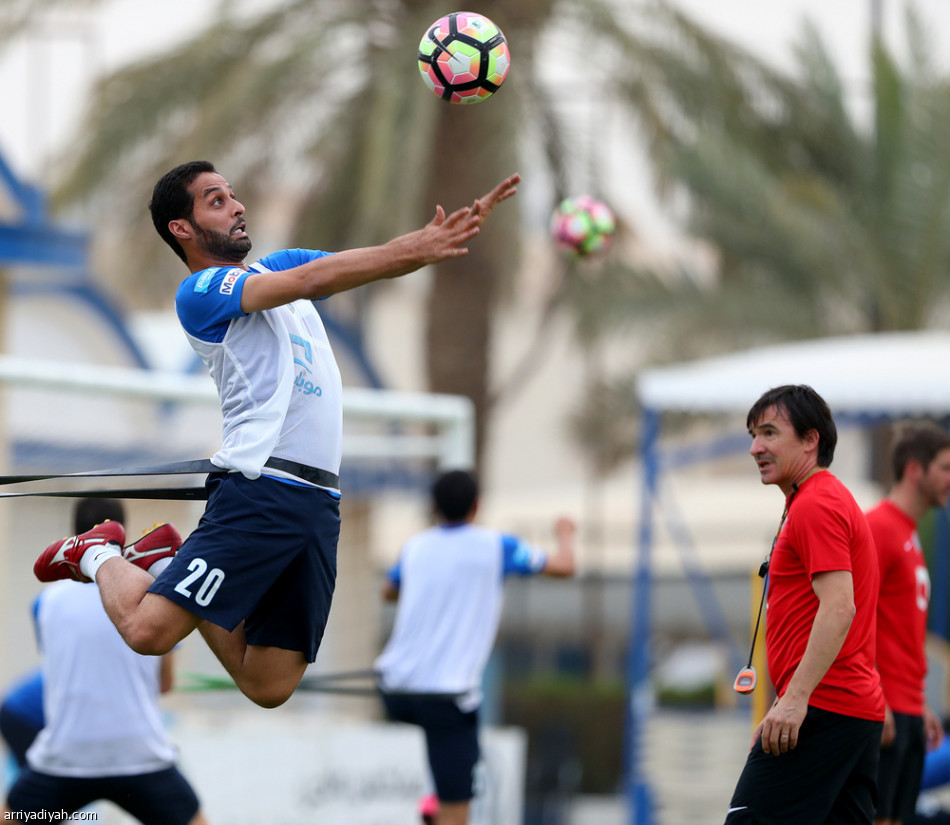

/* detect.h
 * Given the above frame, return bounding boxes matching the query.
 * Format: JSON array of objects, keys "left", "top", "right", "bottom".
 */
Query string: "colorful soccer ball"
[
  {"left": 418, "top": 12, "right": 510, "bottom": 104},
  {"left": 550, "top": 196, "right": 616, "bottom": 256}
]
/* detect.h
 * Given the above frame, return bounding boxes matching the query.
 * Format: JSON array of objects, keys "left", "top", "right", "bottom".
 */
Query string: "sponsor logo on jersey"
[
  {"left": 290, "top": 334, "right": 314, "bottom": 373},
  {"left": 294, "top": 370, "right": 322, "bottom": 396},
  {"left": 219, "top": 272, "right": 240, "bottom": 295},
  {"left": 194, "top": 270, "right": 215, "bottom": 293}
]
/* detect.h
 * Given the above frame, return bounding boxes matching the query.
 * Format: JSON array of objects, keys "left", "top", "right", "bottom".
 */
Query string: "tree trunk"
[{"left": 423, "top": 76, "right": 519, "bottom": 472}]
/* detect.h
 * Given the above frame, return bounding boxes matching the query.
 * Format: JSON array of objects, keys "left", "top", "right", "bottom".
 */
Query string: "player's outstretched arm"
[
  {"left": 472, "top": 173, "right": 521, "bottom": 227},
  {"left": 240, "top": 173, "right": 520, "bottom": 312}
]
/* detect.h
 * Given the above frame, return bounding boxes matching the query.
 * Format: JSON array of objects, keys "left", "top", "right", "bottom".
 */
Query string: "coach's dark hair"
[
  {"left": 432, "top": 470, "right": 479, "bottom": 523},
  {"left": 74, "top": 497, "right": 126, "bottom": 534},
  {"left": 149, "top": 160, "right": 216, "bottom": 263},
  {"left": 891, "top": 422, "right": 950, "bottom": 482},
  {"left": 747, "top": 384, "right": 838, "bottom": 467}
]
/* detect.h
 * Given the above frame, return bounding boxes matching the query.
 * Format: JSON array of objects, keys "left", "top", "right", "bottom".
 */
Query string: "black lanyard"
[{"left": 734, "top": 484, "right": 799, "bottom": 694}]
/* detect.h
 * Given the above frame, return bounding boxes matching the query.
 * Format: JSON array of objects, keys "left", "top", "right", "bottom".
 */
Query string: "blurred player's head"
[
  {"left": 892, "top": 422, "right": 950, "bottom": 479},
  {"left": 149, "top": 160, "right": 217, "bottom": 263},
  {"left": 74, "top": 498, "right": 125, "bottom": 534},
  {"left": 432, "top": 470, "right": 478, "bottom": 523},
  {"left": 747, "top": 384, "right": 837, "bottom": 468},
  {"left": 891, "top": 422, "right": 950, "bottom": 508}
]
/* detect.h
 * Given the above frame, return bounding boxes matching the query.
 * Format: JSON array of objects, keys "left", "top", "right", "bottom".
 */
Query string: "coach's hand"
[{"left": 754, "top": 694, "right": 807, "bottom": 755}]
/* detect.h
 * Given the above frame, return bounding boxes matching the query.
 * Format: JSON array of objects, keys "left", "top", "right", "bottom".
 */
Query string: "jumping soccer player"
[
  {"left": 33, "top": 161, "right": 520, "bottom": 709},
  {"left": 868, "top": 423, "right": 950, "bottom": 825},
  {"left": 375, "top": 469, "right": 576, "bottom": 825},
  {"left": 725, "top": 385, "right": 885, "bottom": 825}
]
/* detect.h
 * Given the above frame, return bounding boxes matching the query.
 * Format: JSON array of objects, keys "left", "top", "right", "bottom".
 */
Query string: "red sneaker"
[
  {"left": 34, "top": 521, "right": 126, "bottom": 583},
  {"left": 418, "top": 793, "right": 439, "bottom": 825},
  {"left": 123, "top": 523, "right": 182, "bottom": 573}
]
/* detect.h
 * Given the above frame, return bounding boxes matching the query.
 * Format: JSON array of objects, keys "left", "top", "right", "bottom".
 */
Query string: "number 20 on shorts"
[{"left": 174, "top": 558, "right": 225, "bottom": 606}]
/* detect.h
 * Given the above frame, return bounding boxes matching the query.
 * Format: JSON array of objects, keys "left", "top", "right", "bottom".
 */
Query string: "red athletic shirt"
[
  {"left": 766, "top": 471, "right": 885, "bottom": 721},
  {"left": 866, "top": 499, "right": 929, "bottom": 715}
]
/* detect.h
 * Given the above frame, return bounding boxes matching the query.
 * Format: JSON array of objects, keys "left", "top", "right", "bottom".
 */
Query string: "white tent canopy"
[{"left": 636, "top": 331, "right": 950, "bottom": 417}]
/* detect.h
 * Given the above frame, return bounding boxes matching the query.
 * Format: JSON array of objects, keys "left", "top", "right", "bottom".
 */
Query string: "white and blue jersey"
[
  {"left": 176, "top": 249, "right": 343, "bottom": 485},
  {"left": 374, "top": 524, "right": 547, "bottom": 711}
]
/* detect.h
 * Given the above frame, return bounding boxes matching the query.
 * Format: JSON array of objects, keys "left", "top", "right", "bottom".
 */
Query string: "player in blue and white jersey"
[
  {"left": 375, "top": 469, "right": 576, "bottom": 825},
  {"left": 34, "top": 160, "right": 521, "bottom": 709}
]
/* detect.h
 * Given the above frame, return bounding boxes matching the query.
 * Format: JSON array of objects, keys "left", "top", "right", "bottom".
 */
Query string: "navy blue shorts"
[
  {"left": 0, "top": 705, "right": 40, "bottom": 769},
  {"left": 6, "top": 765, "right": 199, "bottom": 824},
  {"left": 149, "top": 472, "right": 340, "bottom": 662},
  {"left": 878, "top": 712, "right": 926, "bottom": 822},
  {"left": 381, "top": 692, "right": 480, "bottom": 803},
  {"left": 725, "top": 706, "right": 882, "bottom": 824}
]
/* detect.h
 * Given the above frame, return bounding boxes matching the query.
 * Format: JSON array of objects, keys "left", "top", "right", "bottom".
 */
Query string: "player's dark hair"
[
  {"left": 149, "top": 160, "right": 216, "bottom": 263},
  {"left": 747, "top": 384, "right": 838, "bottom": 467},
  {"left": 891, "top": 422, "right": 950, "bottom": 482},
  {"left": 432, "top": 470, "right": 479, "bottom": 523},
  {"left": 74, "top": 498, "right": 125, "bottom": 534}
]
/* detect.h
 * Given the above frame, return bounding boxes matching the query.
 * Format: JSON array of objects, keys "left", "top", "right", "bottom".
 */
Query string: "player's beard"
[
  {"left": 193, "top": 219, "right": 252, "bottom": 263},
  {"left": 921, "top": 475, "right": 950, "bottom": 510}
]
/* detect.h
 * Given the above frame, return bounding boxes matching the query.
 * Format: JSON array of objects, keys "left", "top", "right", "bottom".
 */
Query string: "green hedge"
[{"left": 502, "top": 676, "right": 626, "bottom": 794}]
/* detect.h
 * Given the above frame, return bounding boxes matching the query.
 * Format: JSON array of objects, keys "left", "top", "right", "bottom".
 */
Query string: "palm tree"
[
  {"left": 563, "top": 2, "right": 950, "bottom": 470},
  {"left": 39, "top": 0, "right": 595, "bottom": 472},
  {"left": 18, "top": 0, "right": 950, "bottom": 464},
  {"left": 26, "top": 0, "right": 631, "bottom": 744}
]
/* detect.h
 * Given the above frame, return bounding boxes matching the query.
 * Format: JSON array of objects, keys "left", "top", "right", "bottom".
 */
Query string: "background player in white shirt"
[
  {"left": 3, "top": 499, "right": 209, "bottom": 825},
  {"left": 375, "top": 469, "right": 576, "bottom": 825}
]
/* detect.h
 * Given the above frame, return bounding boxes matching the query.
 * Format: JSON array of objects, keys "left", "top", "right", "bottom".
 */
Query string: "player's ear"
[
  {"left": 905, "top": 458, "right": 925, "bottom": 482},
  {"left": 168, "top": 219, "right": 192, "bottom": 242}
]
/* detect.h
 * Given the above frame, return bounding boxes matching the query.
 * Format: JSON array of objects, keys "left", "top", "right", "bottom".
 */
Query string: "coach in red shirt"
[
  {"left": 867, "top": 423, "right": 950, "bottom": 825},
  {"left": 725, "top": 385, "right": 885, "bottom": 825}
]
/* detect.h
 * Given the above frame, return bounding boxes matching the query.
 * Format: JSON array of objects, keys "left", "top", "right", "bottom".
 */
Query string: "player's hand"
[
  {"left": 414, "top": 204, "right": 480, "bottom": 263},
  {"left": 881, "top": 705, "right": 896, "bottom": 747},
  {"left": 471, "top": 173, "right": 520, "bottom": 226},
  {"left": 757, "top": 694, "right": 806, "bottom": 755},
  {"left": 924, "top": 705, "right": 944, "bottom": 751},
  {"left": 554, "top": 516, "right": 576, "bottom": 540}
]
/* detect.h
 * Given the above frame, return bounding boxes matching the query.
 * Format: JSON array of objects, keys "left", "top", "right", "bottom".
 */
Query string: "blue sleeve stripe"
[
  {"left": 176, "top": 267, "right": 248, "bottom": 341},
  {"left": 257, "top": 249, "right": 333, "bottom": 271},
  {"left": 501, "top": 534, "right": 546, "bottom": 577}
]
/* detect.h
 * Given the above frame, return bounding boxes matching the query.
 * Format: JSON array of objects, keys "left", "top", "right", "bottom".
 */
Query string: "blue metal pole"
[
  {"left": 931, "top": 504, "right": 950, "bottom": 638},
  {"left": 625, "top": 406, "right": 659, "bottom": 825}
]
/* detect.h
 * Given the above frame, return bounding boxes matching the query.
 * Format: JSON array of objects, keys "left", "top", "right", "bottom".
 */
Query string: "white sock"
[
  {"left": 80, "top": 543, "right": 122, "bottom": 581},
  {"left": 148, "top": 557, "right": 173, "bottom": 579}
]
